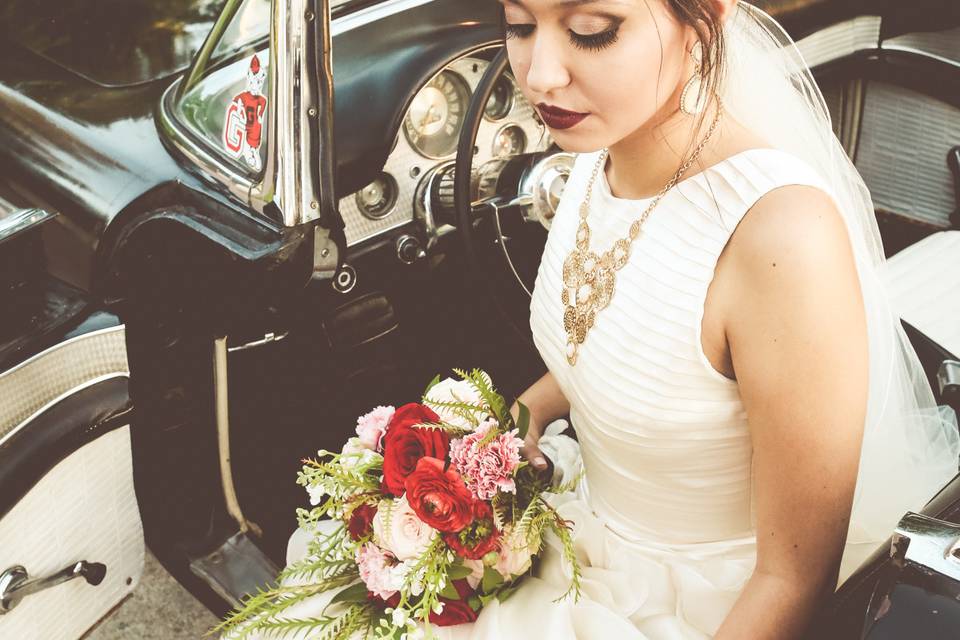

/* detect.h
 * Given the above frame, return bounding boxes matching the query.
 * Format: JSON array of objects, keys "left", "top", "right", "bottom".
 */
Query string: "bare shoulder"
[
  {"left": 721, "top": 183, "right": 866, "bottom": 365},
  {"left": 724, "top": 184, "right": 856, "bottom": 287}
]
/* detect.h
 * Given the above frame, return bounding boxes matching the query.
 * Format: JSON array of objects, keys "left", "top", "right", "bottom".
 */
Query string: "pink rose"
[
  {"left": 449, "top": 420, "right": 523, "bottom": 501},
  {"left": 372, "top": 495, "right": 436, "bottom": 561},
  {"left": 356, "top": 543, "right": 400, "bottom": 600},
  {"left": 462, "top": 558, "right": 484, "bottom": 590},
  {"left": 356, "top": 405, "right": 395, "bottom": 451},
  {"left": 495, "top": 525, "right": 534, "bottom": 579}
]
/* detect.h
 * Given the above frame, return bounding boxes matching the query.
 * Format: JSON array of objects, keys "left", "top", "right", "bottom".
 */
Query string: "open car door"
[
  {"left": 0, "top": 0, "right": 344, "bottom": 636},
  {"left": 0, "top": 204, "right": 140, "bottom": 638}
]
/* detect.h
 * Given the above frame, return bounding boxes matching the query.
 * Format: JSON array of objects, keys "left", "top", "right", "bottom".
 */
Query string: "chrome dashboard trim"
[
  {"left": 879, "top": 45, "right": 960, "bottom": 72},
  {"left": 892, "top": 512, "right": 960, "bottom": 582},
  {"left": 0, "top": 209, "right": 56, "bottom": 245}
]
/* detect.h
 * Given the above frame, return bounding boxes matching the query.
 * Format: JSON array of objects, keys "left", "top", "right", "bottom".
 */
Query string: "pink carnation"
[
  {"left": 449, "top": 419, "right": 523, "bottom": 501},
  {"left": 355, "top": 405, "right": 395, "bottom": 452},
  {"left": 355, "top": 542, "right": 400, "bottom": 600}
]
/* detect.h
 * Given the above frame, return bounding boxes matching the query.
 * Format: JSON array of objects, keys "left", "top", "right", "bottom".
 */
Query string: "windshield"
[{"left": 2, "top": 0, "right": 363, "bottom": 87}]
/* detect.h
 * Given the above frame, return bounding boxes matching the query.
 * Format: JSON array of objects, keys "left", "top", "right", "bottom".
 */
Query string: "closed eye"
[
  {"left": 504, "top": 23, "right": 535, "bottom": 39},
  {"left": 503, "top": 22, "right": 620, "bottom": 52}
]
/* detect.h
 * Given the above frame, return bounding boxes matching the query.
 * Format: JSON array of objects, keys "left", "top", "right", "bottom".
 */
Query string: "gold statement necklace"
[{"left": 562, "top": 104, "right": 724, "bottom": 365}]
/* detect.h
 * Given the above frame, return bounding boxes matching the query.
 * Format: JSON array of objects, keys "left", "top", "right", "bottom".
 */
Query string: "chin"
[{"left": 547, "top": 129, "right": 606, "bottom": 154}]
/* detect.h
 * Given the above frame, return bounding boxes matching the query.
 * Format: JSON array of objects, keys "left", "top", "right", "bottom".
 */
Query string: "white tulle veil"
[{"left": 717, "top": 3, "right": 960, "bottom": 563}]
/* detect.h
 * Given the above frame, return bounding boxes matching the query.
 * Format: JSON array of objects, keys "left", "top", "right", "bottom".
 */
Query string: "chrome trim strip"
[
  {"left": 248, "top": 0, "right": 328, "bottom": 226},
  {"left": 880, "top": 45, "right": 960, "bottom": 72},
  {"left": 331, "top": 0, "right": 436, "bottom": 35},
  {"left": 0, "top": 209, "right": 56, "bottom": 244},
  {"left": 0, "top": 373, "right": 130, "bottom": 448},
  {"left": 0, "top": 326, "right": 126, "bottom": 380}
]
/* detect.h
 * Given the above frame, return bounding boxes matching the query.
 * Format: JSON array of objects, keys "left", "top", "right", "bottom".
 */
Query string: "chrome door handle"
[{"left": 0, "top": 561, "right": 107, "bottom": 614}]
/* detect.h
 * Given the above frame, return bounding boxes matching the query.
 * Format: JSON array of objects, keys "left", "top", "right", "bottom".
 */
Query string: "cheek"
[{"left": 505, "top": 41, "right": 530, "bottom": 90}]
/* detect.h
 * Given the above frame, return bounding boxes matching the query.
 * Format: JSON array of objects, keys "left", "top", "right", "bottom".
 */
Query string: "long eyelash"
[
  {"left": 504, "top": 23, "right": 535, "bottom": 40},
  {"left": 569, "top": 27, "right": 619, "bottom": 51}
]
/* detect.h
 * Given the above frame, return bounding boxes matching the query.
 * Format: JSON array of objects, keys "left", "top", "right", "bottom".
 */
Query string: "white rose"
[
  {"left": 340, "top": 437, "right": 381, "bottom": 469},
  {"left": 424, "top": 374, "right": 492, "bottom": 431},
  {"left": 372, "top": 495, "right": 436, "bottom": 561}
]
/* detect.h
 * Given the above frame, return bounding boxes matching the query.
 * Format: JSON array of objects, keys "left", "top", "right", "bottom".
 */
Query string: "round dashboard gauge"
[
  {"left": 484, "top": 76, "right": 515, "bottom": 121},
  {"left": 355, "top": 172, "right": 399, "bottom": 220},
  {"left": 492, "top": 124, "right": 527, "bottom": 157},
  {"left": 403, "top": 71, "right": 471, "bottom": 159}
]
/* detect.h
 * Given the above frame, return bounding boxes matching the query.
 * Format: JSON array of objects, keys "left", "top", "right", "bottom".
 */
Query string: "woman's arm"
[
  {"left": 510, "top": 371, "right": 571, "bottom": 471},
  {"left": 713, "top": 185, "right": 869, "bottom": 639}
]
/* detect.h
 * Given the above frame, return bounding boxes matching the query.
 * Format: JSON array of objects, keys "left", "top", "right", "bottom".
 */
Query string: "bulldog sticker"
[{"left": 224, "top": 55, "right": 267, "bottom": 171}]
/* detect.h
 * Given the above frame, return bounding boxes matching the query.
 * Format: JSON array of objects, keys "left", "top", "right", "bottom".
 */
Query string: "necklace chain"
[{"left": 562, "top": 103, "right": 724, "bottom": 365}]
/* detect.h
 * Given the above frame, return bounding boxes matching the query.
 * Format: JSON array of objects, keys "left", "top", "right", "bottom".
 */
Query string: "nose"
[{"left": 525, "top": 32, "right": 571, "bottom": 96}]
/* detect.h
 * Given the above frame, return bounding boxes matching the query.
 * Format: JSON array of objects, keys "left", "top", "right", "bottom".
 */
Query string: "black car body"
[{"left": 0, "top": 0, "right": 959, "bottom": 637}]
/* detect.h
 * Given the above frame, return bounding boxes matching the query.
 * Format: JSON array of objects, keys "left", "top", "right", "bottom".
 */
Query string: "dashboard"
[{"left": 338, "top": 52, "right": 551, "bottom": 251}]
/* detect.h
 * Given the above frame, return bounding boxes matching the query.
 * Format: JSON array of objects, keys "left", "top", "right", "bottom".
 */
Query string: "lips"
[{"left": 536, "top": 103, "right": 589, "bottom": 130}]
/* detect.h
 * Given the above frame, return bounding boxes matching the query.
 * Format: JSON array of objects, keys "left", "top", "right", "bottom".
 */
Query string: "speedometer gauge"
[{"left": 403, "top": 71, "right": 470, "bottom": 159}]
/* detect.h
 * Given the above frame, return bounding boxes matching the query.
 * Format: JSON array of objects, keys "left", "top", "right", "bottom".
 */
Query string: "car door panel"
[{"left": 0, "top": 311, "right": 144, "bottom": 639}]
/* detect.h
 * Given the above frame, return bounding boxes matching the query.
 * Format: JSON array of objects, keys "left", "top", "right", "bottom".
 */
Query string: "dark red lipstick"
[{"left": 536, "top": 103, "right": 589, "bottom": 130}]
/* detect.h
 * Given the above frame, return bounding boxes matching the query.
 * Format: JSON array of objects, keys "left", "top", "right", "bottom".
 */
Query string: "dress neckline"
[{"left": 596, "top": 146, "right": 781, "bottom": 206}]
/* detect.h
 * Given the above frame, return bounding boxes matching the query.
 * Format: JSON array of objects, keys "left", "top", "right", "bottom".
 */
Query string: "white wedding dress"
[{"left": 234, "top": 146, "right": 891, "bottom": 640}]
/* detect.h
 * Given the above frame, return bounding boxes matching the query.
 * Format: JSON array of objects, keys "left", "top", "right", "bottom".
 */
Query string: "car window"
[{"left": 178, "top": 48, "right": 271, "bottom": 176}]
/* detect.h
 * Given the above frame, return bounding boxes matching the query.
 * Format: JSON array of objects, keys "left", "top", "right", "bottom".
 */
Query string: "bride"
[{"left": 233, "top": 1, "right": 960, "bottom": 638}]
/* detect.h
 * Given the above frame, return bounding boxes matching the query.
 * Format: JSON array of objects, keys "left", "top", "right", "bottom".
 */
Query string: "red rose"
[
  {"left": 381, "top": 403, "right": 449, "bottom": 497},
  {"left": 347, "top": 503, "right": 377, "bottom": 541},
  {"left": 429, "top": 579, "right": 478, "bottom": 626},
  {"left": 404, "top": 457, "right": 474, "bottom": 533},
  {"left": 366, "top": 591, "right": 401, "bottom": 608},
  {"left": 443, "top": 501, "right": 501, "bottom": 559}
]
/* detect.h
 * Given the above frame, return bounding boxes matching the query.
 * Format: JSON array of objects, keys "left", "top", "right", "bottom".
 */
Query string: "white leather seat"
[{"left": 882, "top": 230, "right": 960, "bottom": 358}]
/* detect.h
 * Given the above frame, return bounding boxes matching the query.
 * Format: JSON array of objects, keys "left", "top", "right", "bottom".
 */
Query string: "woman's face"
[{"left": 499, "top": 0, "right": 692, "bottom": 153}]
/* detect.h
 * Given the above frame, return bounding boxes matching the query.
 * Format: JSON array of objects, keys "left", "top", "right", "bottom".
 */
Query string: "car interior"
[{"left": 0, "top": 0, "right": 958, "bottom": 637}]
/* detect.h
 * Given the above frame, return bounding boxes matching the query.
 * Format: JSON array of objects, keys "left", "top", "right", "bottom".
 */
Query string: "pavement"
[{"left": 84, "top": 549, "right": 221, "bottom": 640}]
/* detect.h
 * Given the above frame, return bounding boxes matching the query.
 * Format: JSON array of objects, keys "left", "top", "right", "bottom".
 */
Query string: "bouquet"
[{"left": 214, "top": 369, "right": 582, "bottom": 640}]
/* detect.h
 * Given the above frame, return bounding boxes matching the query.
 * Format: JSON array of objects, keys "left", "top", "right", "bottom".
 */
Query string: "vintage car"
[{"left": 0, "top": 0, "right": 958, "bottom": 637}]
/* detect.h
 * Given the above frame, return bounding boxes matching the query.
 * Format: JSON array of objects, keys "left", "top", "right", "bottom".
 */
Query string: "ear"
[{"left": 708, "top": 0, "right": 739, "bottom": 25}]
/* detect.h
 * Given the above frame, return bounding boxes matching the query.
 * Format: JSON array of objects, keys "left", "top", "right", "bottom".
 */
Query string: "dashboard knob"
[
  {"left": 428, "top": 165, "right": 458, "bottom": 227},
  {"left": 396, "top": 235, "right": 425, "bottom": 265},
  {"left": 331, "top": 263, "right": 357, "bottom": 293}
]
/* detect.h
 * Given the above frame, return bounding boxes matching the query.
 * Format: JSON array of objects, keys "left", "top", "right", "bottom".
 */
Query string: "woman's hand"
[
  {"left": 513, "top": 402, "right": 549, "bottom": 472},
  {"left": 510, "top": 371, "right": 571, "bottom": 473}
]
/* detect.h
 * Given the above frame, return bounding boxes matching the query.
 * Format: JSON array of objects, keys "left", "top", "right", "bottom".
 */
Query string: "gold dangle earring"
[{"left": 680, "top": 40, "right": 707, "bottom": 116}]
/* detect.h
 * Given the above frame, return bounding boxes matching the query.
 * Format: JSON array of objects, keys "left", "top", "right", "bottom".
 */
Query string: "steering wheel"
[{"left": 454, "top": 48, "right": 576, "bottom": 340}]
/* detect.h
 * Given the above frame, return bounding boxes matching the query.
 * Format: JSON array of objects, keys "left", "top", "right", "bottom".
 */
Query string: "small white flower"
[
  {"left": 307, "top": 483, "right": 325, "bottom": 506},
  {"left": 432, "top": 600, "right": 445, "bottom": 615},
  {"left": 391, "top": 607, "right": 409, "bottom": 627},
  {"left": 404, "top": 628, "right": 425, "bottom": 640}
]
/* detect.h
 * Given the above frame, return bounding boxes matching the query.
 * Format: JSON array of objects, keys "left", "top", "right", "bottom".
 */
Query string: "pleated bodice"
[{"left": 529, "top": 147, "right": 828, "bottom": 545}]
